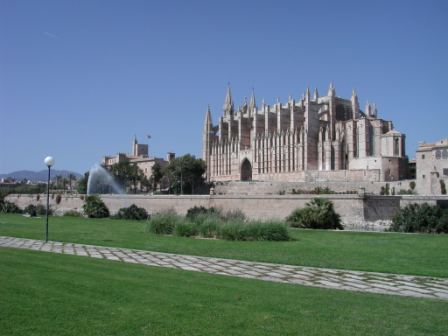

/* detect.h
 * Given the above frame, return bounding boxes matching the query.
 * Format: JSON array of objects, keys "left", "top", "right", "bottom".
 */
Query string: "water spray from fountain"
[{"left": 87, "top": 164, "right": 124, "bottom": 195}]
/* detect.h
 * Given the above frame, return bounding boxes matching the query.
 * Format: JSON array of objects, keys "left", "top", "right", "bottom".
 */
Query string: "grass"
[
  {"left": 1, "top": 213, "right": 448, "bottom": 277},
  {"left": 1, "top": 248, "right": 448, "bottom": 336}
]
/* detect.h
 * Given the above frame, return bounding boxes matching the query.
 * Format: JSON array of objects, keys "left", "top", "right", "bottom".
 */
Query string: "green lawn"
[
  {"left": 1, "top": 213, "right": 448, "bottom": 277},
  {"left": 1, "top": 248, "right": 447, "bottom": 336}
]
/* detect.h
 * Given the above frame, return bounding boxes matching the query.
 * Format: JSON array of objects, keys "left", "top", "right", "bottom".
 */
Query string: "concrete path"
[{"left": 1, "top": 236, "right": 448, "bottom": 301}]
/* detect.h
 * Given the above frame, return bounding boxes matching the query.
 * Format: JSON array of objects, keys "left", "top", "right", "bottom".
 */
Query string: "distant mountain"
[{"left": 0, "top": 170, "right": 82, "bottom": 183}]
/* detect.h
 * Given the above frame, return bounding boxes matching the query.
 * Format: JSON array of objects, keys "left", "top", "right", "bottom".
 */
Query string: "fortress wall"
[
  {"left": 211, "top": 169, "right": 381, "bottom": 183},
  {"left": 7, "top": 193, "right": 447, "bottom": 231},
  {"left": 6, "top": 193, "right": 366, "bottom": 229},
  {"left": 363, "top": 196, "right": 401, "bottom": 221},
  {"left": 214, "top": 181, "right": 386, "bottom": 195}
]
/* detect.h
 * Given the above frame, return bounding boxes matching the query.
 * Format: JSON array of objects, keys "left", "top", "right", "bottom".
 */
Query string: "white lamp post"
[{"left": 44, "top": 156, "right": 54, "bottom": 242}]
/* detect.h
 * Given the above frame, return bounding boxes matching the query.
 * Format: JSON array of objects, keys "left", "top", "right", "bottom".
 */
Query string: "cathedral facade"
[{"left": 203, "top": 84, "right": 408, "bottom": 183}]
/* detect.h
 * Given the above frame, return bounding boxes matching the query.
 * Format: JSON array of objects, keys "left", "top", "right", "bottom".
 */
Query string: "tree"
[
  {"left": 140, "top": 175, "right": 152, "bottom": 192},
  {"left": 163, "top": 154, "right": 206, "bottom": 194},
  {"left": 109, "top": 159, "right": 146, "bottom": 193},
  {"left": 62, "top": 177, "right": 69, "bottom": 190},
  {"left": 76, "top": 172, "right": 89, "bottom": 194},
  {"left": 55, "top": 175, "right": 63, "bottom": 189},
  {"left": 151, "top": 163, "right": 164, "bottom": 190},
  {"left": 68, "top": 173, "right": 77, "bottom": 191}
]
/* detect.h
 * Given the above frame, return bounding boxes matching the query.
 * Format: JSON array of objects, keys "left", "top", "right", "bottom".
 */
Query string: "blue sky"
[{"left": 1, "top": 0, "right": 447, "bottom": 173}]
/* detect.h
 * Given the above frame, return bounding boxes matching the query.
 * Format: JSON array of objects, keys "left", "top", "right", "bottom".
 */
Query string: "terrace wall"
[{"left": 5, "top": 194, "right": 448, "bottom": 231}]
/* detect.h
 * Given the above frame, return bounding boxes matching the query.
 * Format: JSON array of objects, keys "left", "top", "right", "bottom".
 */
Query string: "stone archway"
[{"left": 240, "top": 159, "right": 252, "bottom": 181}]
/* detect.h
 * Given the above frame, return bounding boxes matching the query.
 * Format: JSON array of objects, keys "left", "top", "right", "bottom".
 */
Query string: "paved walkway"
[{"left": 1, "top": 236, "right": 448, "bottom": 301}]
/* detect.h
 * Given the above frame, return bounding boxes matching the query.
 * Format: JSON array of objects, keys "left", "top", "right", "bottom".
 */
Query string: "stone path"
[{"left": 1, "top": 236, "right": 448, "bottom": 301}]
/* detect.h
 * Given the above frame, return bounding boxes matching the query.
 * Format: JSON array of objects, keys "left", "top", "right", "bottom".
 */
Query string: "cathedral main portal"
[{"left": 241, "top": 159, "right": 252, "bottom": 181}]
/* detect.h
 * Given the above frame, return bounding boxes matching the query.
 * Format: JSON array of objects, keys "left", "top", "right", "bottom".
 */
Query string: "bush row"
[
  {"left": 389, "top": 203, "right": 448, "bottom": 233},
  {"left": 0, "top": 199, "right": 52, "bottom": 217},
  {"left": 147, "top": 210, "right": 290, "bottom": 241},
  {"left": 82, "top": 196, "right": 150, "bottom": 220}
]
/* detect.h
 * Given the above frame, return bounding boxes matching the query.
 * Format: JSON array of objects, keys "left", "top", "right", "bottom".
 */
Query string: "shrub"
[
  {"left": 222, "top": 209, "right": 246, "bottom": 222},
  {"left": 436, "top": 213, "right": 448, "bottom": 233},
  {"left": 147, "top": 210, "right": 180, "bottom": 234},
  {"left": 186, "top": 206, "right": 221, "bottom": 220},
  {"left": 175, "top": 221, "right": 199, "bottom": 237},
  {"left": 35, "top": 204, "right": 47, "bottom": 216},
  {"left": 55, "top": 194, "right": 62, "bottom": 204},
  {"left": 313, "top": 187, "right": 335, "bottom": 194},
  {"left": 197, "top": 217, "right": 220, "bottom": 238},
  {"left": 145, "top": 206, "right": 293, "bottom": 241},
  {"left": 389, "top": 203, "right": 443, "bottom": 233},
  {"left": 286, "top": 198, "right": 343, "bottom": 230},
  {"left": 286, "top": 208, "right": 305, "bottom": 228},
  {"left": 83, "top": 195, "right": 109, "bottom": 218},
  {"left": 24, "top": 204, "right": 49, "bottom": 216},
  {"left": 398, "top": 189, "right": 414, "bottom": 195},
  {"left": 63, "top": 210, "right": 82, "bottom": 217},
  {"left": 1, "top": 201, "right": 22, "bottom": 214},
  {"left": 115, "top": 204, "right": 148, "bottom": 220},
  {"left": 248, "top": 221, "right": 290, "bottom": 241},
  {"left": 219, "top": 221, "right": 248, "bottom": 241},
  {"left": 219, "top": 220, "right": 290, "bottom": 241},
  {"left": 380, "top": 183, "right": 390, "bottom": 195}
]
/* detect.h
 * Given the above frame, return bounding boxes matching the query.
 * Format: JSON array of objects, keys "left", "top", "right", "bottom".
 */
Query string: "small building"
[
  {"left": 102, "top": 136, "right": 173, "bottom": 179},
  {"left": 416, "top": 139, "right": 448, "bottom": 195}
]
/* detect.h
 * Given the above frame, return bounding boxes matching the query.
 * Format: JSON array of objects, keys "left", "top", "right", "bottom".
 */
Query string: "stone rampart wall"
[
  {"left": 6, "top": 194, "right": 364, "bottom": 229},
  {"left": 214, "top": 180, "right": 385, "bottom": 195},
  {"left": 6, "top": 194, "right": 448, "bottom": 231},
  {"left": 212, "top": 169, "right": 381, "bottom": 183}
]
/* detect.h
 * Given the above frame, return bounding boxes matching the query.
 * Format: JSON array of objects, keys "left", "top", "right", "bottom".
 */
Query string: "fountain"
[{"left": 87, "top": 164, "right": 124, "bottom": 195}]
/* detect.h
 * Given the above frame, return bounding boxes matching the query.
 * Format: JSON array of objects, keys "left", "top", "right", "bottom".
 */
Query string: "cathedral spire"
[
  {"left": 305, "top": 87, "right": 311, "bottom": 102},
  {"left": 328, "top": 82, "right": 336, "bottom": 97},
  {"left": 223, "top": 84, "right": 234, "bottom": 116},
  {"left": 204, "top": 105, "right": 212, "bottom": 125},
  {"left": 352, "top": 89, "right": 358, "bottom": 102},
  {"left": 371, "top": 102, "right": 378, "bottom": 117},
  {"left": 249, "top": 88, "right": 257, "bottom": 115},
  {"left": 313, "top": 88, "right": 319, "bottom": 101},
  {"left": 132, "top": 135, "right": 138, "bottom": 156},
  {"left": 351, "top": 90, "right": 359, "bottom": 119},
  {"left": 202, "top": 105, "right": 213, "bottom": 172},
  {"left": 365, "top": 101, "right": 371, "bottom": 116}
]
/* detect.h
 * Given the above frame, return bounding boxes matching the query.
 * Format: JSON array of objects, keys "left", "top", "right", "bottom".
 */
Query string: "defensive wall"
[
  {"left": 213, "top": 180, "right": 417, "bottom": 195},
  {"left": 6, "top": 193, "right": 448, "bottom": 231}
]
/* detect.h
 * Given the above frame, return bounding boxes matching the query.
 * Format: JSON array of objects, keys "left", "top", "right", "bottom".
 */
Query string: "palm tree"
[
  {"left": 68, "top": 173, "right": 77, "bottom": 192},
  {"left": 55, "top": 175, "right": 63, "bottom": 189},
  {"left": 62, "top": 177, "right": 69, "bottom": 190}
]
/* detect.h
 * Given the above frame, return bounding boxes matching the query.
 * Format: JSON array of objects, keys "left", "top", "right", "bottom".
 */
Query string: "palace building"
[
  {"left": 102, "top": 136, "right": 174, "bottom": 179},
  {"left": 203, "top": 84, "right": 408, "bottom": 183}
]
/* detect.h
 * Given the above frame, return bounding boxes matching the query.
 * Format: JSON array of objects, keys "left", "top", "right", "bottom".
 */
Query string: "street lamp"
[{"left": 44, "top": 156, "right": 54, "bottom": 243}]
